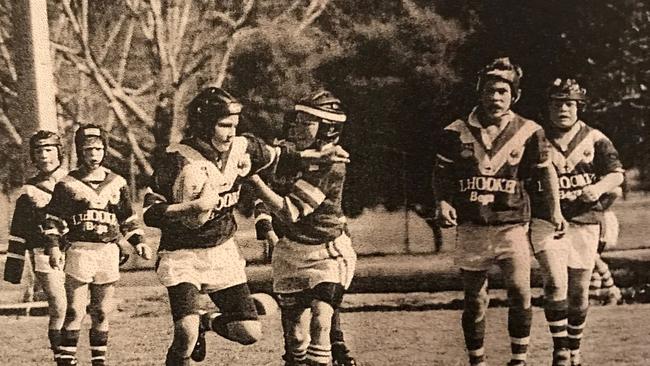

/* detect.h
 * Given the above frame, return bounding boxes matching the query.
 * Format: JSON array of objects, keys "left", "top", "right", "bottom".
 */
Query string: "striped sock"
[
  {"left": 292, "top": 348, "right": 308, "bottom": 364},
  {"left": 462, "top": 309, "right": 486, "bottom": 365},
  {"left": 48, "top": 329, "right": 62, "bottom": 361},
  {"left": 508, "top": 306, "right": 532, "bottom": 364},
  {"left": 589, "top": 272, "right": 602, "bottom": 298},
  {"left": 90, "top": 329, "right": 109, "bottom": 365},
  {"left": 544, "top": 299, "right": 568, "bottom": 351},
  {"left": 59, "top": 329, "right": 80, "bottom": 365},
  {"left": 568, "top": 309, "right": 588, "bottom": 365},
  {"left": 306, "top": 343, "right": 331, "bottom": 366}
]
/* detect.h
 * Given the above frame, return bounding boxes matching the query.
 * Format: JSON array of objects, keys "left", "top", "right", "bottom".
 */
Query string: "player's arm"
[
  {"left": 116, "top": 184, "right": 151, "bottom": 259},
  {"left": 250, "top": 165, "right": 341, "bottom": 224},
  {"left": 522, "top": 129, "right": 565, "bottom": 230},
  {"left": 43, "top": 183, "right": 71, "bottom": 270},
  {"left": 253, "top": 199, "right": 279, "bottom": 260},
  {"left": 3, "top": 194, "right": 32, "bottom": 284},
  {"left": 242, "top": 134, "right": 349, "bottom": 177},
  {"left": 142, "top": 156, "right": 219, "bottom": 226},
  {"left": 581, "top": 136, "right": 625, "bottom": 203},
  {"left": 433, "top": 131, "right": 457, "bottom": 227}
]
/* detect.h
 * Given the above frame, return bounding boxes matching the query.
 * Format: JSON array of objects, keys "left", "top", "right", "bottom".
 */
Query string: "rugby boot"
[
  {"left": 332, "top": 343, "right": 358, "bottom": 366},
  {"left": 552, "top": 348, "right": 571, "bottom": 366},
  {"left": 190, "top": 313, "right": 208, "bottom": 362}
]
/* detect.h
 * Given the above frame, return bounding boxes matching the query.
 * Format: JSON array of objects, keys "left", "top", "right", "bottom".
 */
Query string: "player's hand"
[
  {"left": 301, "top": 144, "right": 350, "bottom": 164},
  {"left": 551, "top": 210, "right": 568, "bottom": 239},
  {"left": 49, "top": 247, "right": 64, "bottom": 271},
  {"left": 437, "top": 200, "right": 457, "bottom": 227},
  {"left": 580, "top": 184, "right": 602, "bottom": 203},
  {"left": 264, "top": 231, "right": 279, "bottom": 261},
  {"left": 134, "top": 243, "right": 153, "bottom": 260}
]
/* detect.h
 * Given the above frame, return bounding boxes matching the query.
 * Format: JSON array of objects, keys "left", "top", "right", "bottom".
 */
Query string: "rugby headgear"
[
  {"left": 74, "top": 124, "right": 108, "bottom": 164},
  {"left": 29, "top": 130, "right": 63, "bottom": 162},
  {"left": 547, "top": 78, "right": 587, "bottom": 102},
  {"left": 186, "top": 86, "right": 243, "bottom": 140},
  {"left": 477, "top": 57, "right": 523, "bottom": 100},
  {"left": 294, "top": 90, "right": 347, "bottom": 145}
]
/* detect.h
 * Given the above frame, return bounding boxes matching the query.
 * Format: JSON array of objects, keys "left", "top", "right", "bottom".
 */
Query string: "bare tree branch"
[
  {"left": 117, "top": 19, "right": 136, "bottom": 83},
  {"left": 214, "top": 28, "right": 256, "bottom": 87},
  {"left": 0, "top": 24, "right": 16, "bottom": 81},
  {"left": 0, "top": 80, "right": 16, "bottom": 97},
  {"left": 97, "top": 12, "right": 127, "bottom": 64},
  {"left": 293, "top": 0, "right": 330, "bottom": 36},
  {"left": 0, "top": 108, "right": 21, "bottom": 144}
]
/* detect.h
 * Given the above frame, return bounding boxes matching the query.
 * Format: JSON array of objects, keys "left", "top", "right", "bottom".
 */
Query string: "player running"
[
  {"left": 44, "top": 125, "right": 152, "bottom": 366},
  {"left": 434, "top": 58, "right": 563, "bottom": 366},
  {"left": 252, "top": 90, "right": 358, "bottom": 366},
  {"left": 142, "top": 86, "right": 349, "bottom": 366},
  {"left": 4, "top": 131, "right": 68, "bottom": 365},
  {"left": 529, "top": 78, "right": 625, "bottom": 366}
]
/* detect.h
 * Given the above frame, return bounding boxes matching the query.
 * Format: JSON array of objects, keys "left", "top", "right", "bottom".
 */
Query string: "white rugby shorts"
[
  {"left": 156, "top": 238, "right": 248, "bottom": 293},
  {"left": 531, "top": 218, "right": 599, "bottom": 270},
  {"left": 455, "top": 223, "right": 530, "bottom": 271},
  {"left": 272, "top": 233, "right": 357, "bottom": 294},
  {"left": 32, "top": 248, "right": 65, "bottom": 275},
  {"left": 65, "top": 242, "right": 120, "bottom": 284}
]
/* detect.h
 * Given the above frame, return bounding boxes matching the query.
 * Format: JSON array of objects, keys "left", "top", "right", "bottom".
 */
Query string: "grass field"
[
  {"left": 1, "top": 286, "right": 650, "bottom": 365},
  {"left": 0, "top": 195, "right": 649, "bottom": 365}
]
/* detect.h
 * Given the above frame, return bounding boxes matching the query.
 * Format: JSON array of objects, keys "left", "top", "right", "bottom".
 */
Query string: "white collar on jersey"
[
  {"left": 468, "top": 107, "right": 515, "bottom": 150},
  {"left": 553, "top": 120, "right": 584, "bottom": 152}
]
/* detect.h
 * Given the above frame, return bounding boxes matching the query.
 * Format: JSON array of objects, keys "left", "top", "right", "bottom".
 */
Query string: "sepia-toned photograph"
[{"left": 1, "top": 1, "right": 649, "bottom": 365}]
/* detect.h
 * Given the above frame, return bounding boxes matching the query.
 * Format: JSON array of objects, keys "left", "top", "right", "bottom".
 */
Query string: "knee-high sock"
[
  {"left": 508, "top": 306, "right": 533, "bottom": 363},
  {"left": 462, "top": 307, "right": 486, "bottom": 365},
  {"left": 90, "top": 329, "right": 108, "bottom": 366},
  {"left": 48, "top": 329, "right": 62, "bottom": 359},
  {"left": 59, "top": 329, "right": 80, "bottom": 364},
  {"left": 568, "top": 308, "right": 588, "bottom": 363},
  {"left": 165, "top": 348, "right": 190, "bottom": 366},
  {"left": 544, "top": 299, "right": 568, "bottom": 350},
  {"left": 330, "top": 308, "right": 345, "bottom": 347}
]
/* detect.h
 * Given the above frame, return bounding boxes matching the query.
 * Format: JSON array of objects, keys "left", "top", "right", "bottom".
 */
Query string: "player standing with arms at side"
[
  {"left": 4, "top": 131, "right": 68, "bottom": 365},
  {"left": 142, "top": 86, "right": 349, "bottom": 366},
  {"left": 434, "top": 57, "right": 564, "bottom": 366},
  {"left": 44, "top": 125, "right": 152, "bottom": 366},
  {"left": 249, "top": 91, "right": 357, "bottom": 366},
  {"left": 529, "top": 79, "right": 624, "bottom": 366}
]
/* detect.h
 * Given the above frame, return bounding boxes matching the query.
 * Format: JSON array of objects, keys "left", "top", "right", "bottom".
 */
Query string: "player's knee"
[
  {"left": 173, "top": 316, "right": 200, "bottom": 351},
  {"left": 544, "top": 280, "right": 567, "bottom": 301},
  {"left": 310, "top": 300, "right": 334, "bottom": 333},
  {"left": 49, "top": 298, "right": 67, "bottom": 320},
  {"left": 221, "top": 319, "right": 262, "bottom": 345},
  {"left": 89, "top": 302, "right": 114, "bottom": 325},
  {"left": 508, "top": 285, "right": 531, "bottom": 308},
  {"left": 65, "top": 302, "right": 86, "bottom": 322},
  {"left": 465, "top": 287, "right": 489, "bottom": 311}
]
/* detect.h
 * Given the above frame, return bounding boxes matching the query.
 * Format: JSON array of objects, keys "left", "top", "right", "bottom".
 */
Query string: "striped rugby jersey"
[
  {"left": 143, "top": 135, "right": 281, "bottom": 251},
  {"left": 530, "top": 121, "right": 624, "bottom": 224},
  {"left": 254, "top": 144, "right": 347, "bottom": 245},
  {"left": 434, "top": 109, "right": 551, "bottom": 225},
  {"left": 43, "top": 167, "right": 143, "bottom": 249},
  {"left": 3, "top": 167, "right": 67, "bottom": 284}
]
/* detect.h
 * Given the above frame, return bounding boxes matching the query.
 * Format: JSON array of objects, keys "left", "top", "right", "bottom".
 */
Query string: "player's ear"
[{"left": 512, "top": 89, "right": 521, "bottom": 104}]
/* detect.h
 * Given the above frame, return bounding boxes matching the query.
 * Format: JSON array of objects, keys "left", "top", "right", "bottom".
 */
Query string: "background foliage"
[{"left": 0, "top": 0, "right": 647, "bottom": 215}]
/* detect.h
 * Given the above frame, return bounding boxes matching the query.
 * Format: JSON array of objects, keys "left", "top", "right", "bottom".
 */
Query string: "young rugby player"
[
  {"left": 529, "top": 78, "right": 625, "bottom": 366},
  {"left": 45, "top": 125, "right": 152, "bottom": 366},
  {"left": 142, "top": 86, "right": 349, "bottom": 365},
  {"left": 252, "top": 91, "right": 358, "bottom": 366},
  {"left": 4, "top": 131, "right": 68, "bottom": 365},
  {"left": 434, "top": 58, "right": 564, "bottom": 366}
]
